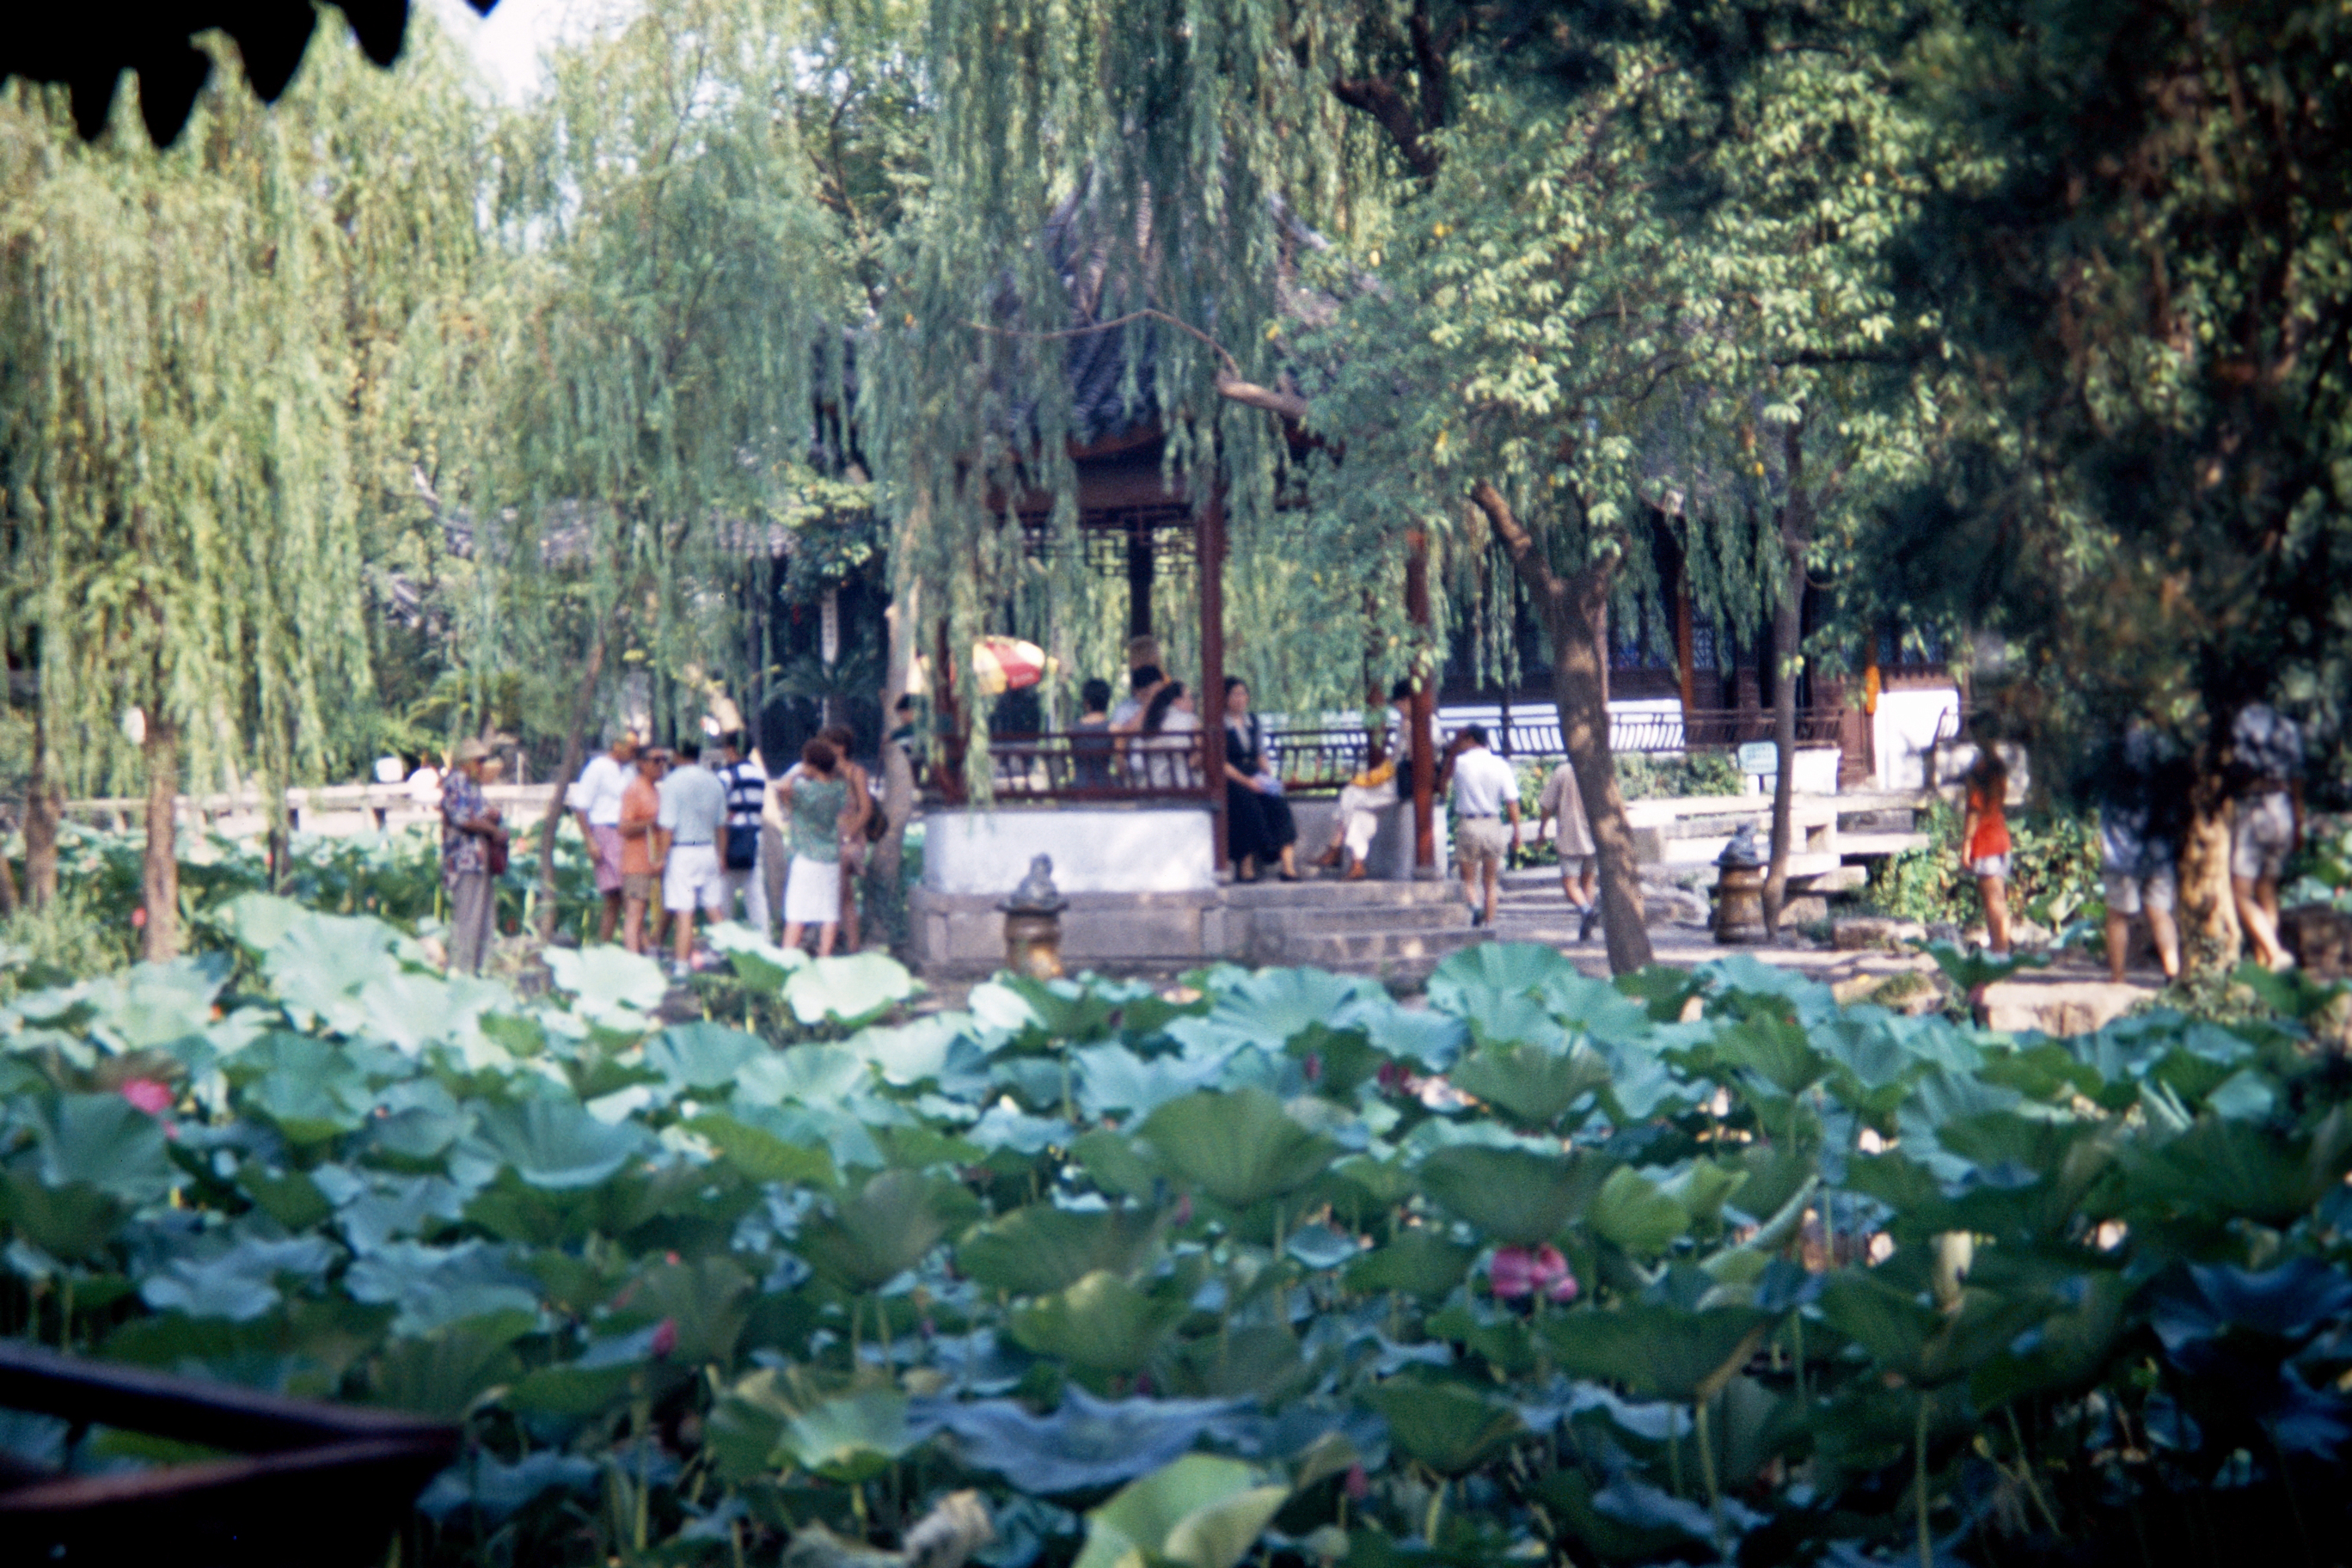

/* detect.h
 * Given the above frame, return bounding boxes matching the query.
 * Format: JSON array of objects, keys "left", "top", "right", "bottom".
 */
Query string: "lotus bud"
[
  {"left": 119, "top": 1079, "right": 174, "bottom": 1117},
  {"left": 1304, "top": 1053, "right": 1323, "bottom": 1082},
  {"left": 1490, "top": 1245, "right": 1535, "bottom": 1298},
  {"left": 1344, "top": 1464, "right": 1369, "bottom": 1501},
  {"left": 1529, "top": 1244, "right": 1578, "bottom": 1303},
  {"left": 1932, "top": 1231, "right": 1974, "bottom": 1313},
  {"left": 650, "top": 1317, "right": 679, "bottom": 1358}
]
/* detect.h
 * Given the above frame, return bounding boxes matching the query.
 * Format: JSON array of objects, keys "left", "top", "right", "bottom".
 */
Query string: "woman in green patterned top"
[{"left": 780, "top": 737, "right": 851, "bottom": 955}]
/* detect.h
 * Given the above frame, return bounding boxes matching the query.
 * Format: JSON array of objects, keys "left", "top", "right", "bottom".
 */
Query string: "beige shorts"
[
  {"left": 2232, "top": 793, "right": 2295, "bottom": 881},
  {"left": 1456, "top": 817, "right": 1511, "bottom": 871},
  {"left": 622, "top": 872, "right": 660, "bottom": 903}
]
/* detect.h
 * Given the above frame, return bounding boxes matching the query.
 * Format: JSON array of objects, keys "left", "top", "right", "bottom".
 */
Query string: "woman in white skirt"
[{"left": 780, "top": 737, "right": 851, "bottom": 957}]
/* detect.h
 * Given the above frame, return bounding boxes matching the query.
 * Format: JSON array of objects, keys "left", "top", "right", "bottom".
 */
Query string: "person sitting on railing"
[
  {"left": 1071, "top": 677, "right": 1116, "bottom": 790},
  {"left": 1108, "top": 637, "right": 1162, "bottom": 730},
  {"left": 1222, "top": 677, "right": 1299, "bottom": 881},
  {"left": 1313, "top": 680, "right": 1424, "bottom": 879},
  {"left": 1136, "top": 681, "right": 1201, "bottom": 789}
]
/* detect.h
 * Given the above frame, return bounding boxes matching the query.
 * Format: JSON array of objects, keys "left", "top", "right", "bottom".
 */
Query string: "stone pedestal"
[{"left": 1714, "top": 865, "right": 1767, "bottom": 943}]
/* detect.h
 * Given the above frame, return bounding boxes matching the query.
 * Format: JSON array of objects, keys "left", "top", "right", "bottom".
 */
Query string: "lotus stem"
[
  {"left": 1695, "top": 1398, "right": 1725, "bottom": 1559},
  {"left": 1424, "top": 1473, "right": 1446, "bottom": 1545},
  {"left": 1914, "top": 1392, "right": 1930, "bottom": 1568}
]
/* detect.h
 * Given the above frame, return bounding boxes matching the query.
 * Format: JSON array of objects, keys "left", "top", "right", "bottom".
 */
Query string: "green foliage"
[
  {"left": 5, "top": 891, "right": 2350, "bottom": 1565},
  {"left": 1867, "top": 799, "right": 2104, "bottom": 934}
]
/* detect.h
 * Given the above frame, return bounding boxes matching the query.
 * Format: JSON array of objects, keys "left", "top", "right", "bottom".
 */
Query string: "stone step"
[
  {"left": 1251, "top": 902, "right": 1472, "bottom": 934},
  {"left": 1221, "top": 877, "right": 1467, "bottom": 908},
  {"left": 1259, "top": 924, "right": 1493, "bottom": 969}
]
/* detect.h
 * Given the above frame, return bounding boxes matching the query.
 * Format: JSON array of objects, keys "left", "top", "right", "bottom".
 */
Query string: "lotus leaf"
[
  {"left": 1345, "top": 1230, "right": 1475, "bottom": 1300},
  {"left": 1163, "top": 967, "right": 1378, "bottom": 1057},
  {"left": 22, "top": 1089, "right": 177, "bottom": 1202},
  {"left": 706, "top": 921, "right": 810, "bottom": 995},
  {"left": 1448, "top": 1040, "right": 1611, "bottom": 1127},
  {"left": 76, "top": 956, "right": 226, "bottom": 1051},
  {"left": 233, "top": 1033, "right": 375, "bottom": 1143},
  {"left": 1010, "top": 1269, "right": 1191, "bottom": 1375},
  {"left": 733, "top": 1043, "right": 870, "bottom": 1106},
  {"left": 1077, "top": 1044, "right": 1226, "bottom": 1120},
  {"left": 797, "top": 1169, "right": 976, "bottom": 1290},
  {"left": 1542, "top": 1305, "right": 1773, "bottom": 1401},
  {"left": 1284, "top": 1222, "right": 1362, "bottom": 1271},
  {"left": 782, "top": 951, "right": 917, "bottom": 1026},
  {"left": 368, "top": 1323, "right": 525, "bottom": 1420},
  {"left": 959, "top": 1204, "right": 1162, "bottom": 1296},
  {"left": 921, "top": 1386, "right": 1251, "bottom": 1495},
  {"left": 0, "top": 1172, "right": 127, "bottom": 1259},
  {"left": 542, "top": 944, "right": 668, "bottom": 1020},
  {"left": 1074, "top": 1454, "right": 1289, "bottom": 1568},
  {"left": 465, "top": 1096, "right": 653, "bottom": 1190},
  {"left": 414, "top": 1450, "right": 599, "bottom": 1525},
  {"left": 344, "top": 1239, "right": 542, "bottom": 1337},
  {"left": 367, "top": 1078, "right": 474, "bottom": 1162},
  {"left": 643, "top": 1021, "right": 766, "bottom": 1090},
  {"left": 140, "top": 1234, "right": 336, "bottom": 1321},
  {"left": 1360, "top": 1379, "right": 1525, "bottom": 1475},
  {"left": 1137, "top": 1088, "right": 1338, "bottom": 1209},
  {"left": 1417, "top": 1145, "right": 1610, "bottom": 1246},
  {"left": 261, "top": 912, "right": 410, "bottom": 1034},
  {"left": 780, "top": 1390, "right": 928, "bottom": 1482}
]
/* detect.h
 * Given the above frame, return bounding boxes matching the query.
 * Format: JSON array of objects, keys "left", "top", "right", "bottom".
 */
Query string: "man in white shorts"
[
  {"left": 2229, "top": 702, "right": 2304, "bottom": 971},
  {"left": 655, "top": 739, "right": 730, "bottom": 972},
  {"left": 1448, "top": 724, "right": 1519, "bottom": 928}
]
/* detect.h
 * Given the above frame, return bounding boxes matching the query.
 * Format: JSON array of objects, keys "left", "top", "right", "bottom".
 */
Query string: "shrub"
[{"left": 1867, "top": 797, "right": 2104, "bottom": 934}]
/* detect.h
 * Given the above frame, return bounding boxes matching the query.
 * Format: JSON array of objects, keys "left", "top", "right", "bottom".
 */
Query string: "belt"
[
  {"left": 672, "top": 839, "right": 714, "bottom": 848},
  {"left": 1459, "top": 813, "right": 1499, "bottom": 819}
]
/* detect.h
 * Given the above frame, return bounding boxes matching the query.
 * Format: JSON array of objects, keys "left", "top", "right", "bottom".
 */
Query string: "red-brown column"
[{"left": 1406, "top": 530, "right": 1436, "bottom": 874}]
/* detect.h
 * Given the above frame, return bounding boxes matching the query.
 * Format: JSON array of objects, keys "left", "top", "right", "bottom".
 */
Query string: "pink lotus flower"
[
  {"left": 1303, "top": 1053, "right": 1323, "bottom": 1082},
  {"left": 119, "top": 1079, "right": 174, "bottom": 1117},
  {"left": 649, "top": 1318, "right": 678, "bottom": 1358},
  {"left": 1490, "top": 1244, "right": 1577, "bottom": 1303}
]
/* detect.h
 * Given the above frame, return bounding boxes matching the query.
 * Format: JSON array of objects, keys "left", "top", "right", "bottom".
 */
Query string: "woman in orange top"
[{"left": 1958, "top": 747, "right": 2012, "bottom": 954}]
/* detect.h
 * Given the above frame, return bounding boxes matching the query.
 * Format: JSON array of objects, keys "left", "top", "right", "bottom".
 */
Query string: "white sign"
[{"left": 1736, "top": 740, "right": 1779, "bottom": 775}]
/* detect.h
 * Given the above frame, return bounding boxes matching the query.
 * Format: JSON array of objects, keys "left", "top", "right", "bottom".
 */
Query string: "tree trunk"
[
  {"left": 1761, "top": 565, "right": 1804, "bottom": 935},
  {"left": 25, "top": 700, "right": 58, "bottom": 909},
  {"left": 536, "top": 622, "right": 608, "bottom": 939},
  {"left": 142, "top": 715, "right": 181, "bottom": 962},
  {"left": 1762, "top": 425, "right": 1818, "bottom": 936},
  {"left": 1406, "top": 530, "right": 1437, "bottom": 874},
  {"left": 1547, "top": 573, "right": 1654, "bottom": 972},
  {"left": 873, "top": 579, "right": 918, "bottom": 899},
  {"left": 2177, "top": 761, "right": 2241, "bottom": 971},
  {"left": 1469, "top": 481, "right": 1651, "bottom": 972}
]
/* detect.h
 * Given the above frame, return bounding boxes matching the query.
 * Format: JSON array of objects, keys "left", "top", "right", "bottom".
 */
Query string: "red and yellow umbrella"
[{"left": 971, "top": 636, "right": 1049, "bottom": 696}]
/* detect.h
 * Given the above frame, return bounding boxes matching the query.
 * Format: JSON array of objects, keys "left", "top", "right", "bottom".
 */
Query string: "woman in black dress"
[{"left": 1222, "top": 677, "right": 1299, "bottom": 881}]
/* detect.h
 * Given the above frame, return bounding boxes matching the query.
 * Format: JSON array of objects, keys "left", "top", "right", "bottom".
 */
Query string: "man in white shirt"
[
  {"left": 654, "top": 740, "right": 730, "bottom": 971},
  {"left": 1448, "top": 724, "right": 1520, "bottom": 928},
  {"left": 1536, "top": 758, "right": 1598, "bottom": 915},
  {"left": 567, "top": 730, "right": 637, "bottom": 943}
]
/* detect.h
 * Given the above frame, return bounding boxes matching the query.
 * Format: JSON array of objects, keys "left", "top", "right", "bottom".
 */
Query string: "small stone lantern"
[
  {"left": 1713, "top": 823, "right": 1767, "bottom": 945},
  {"left": 999, "top": 854, "right": 1068, "bottom": 980}
]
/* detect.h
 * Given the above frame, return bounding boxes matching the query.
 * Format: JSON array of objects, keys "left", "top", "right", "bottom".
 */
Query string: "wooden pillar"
[
  {"left": 1405, "top": 530, "right": 1436, "bottom": 875},
  {"left": 1673, "top": 575, "right": 1698, "bottom": 728},
  {"left": 1126, "top": 524, "right": 1155, "bottom": 640},
  {"left": 1197, "top": 487, "right": 1228, "bottom": 872}
]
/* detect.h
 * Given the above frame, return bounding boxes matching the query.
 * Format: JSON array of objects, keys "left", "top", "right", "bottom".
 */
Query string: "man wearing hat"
[{"left": 440, "top": 738, "right": 508, "bottom": 974}]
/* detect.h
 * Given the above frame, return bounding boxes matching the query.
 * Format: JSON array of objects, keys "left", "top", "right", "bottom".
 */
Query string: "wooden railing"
[{"left": 974, "top": 731, "right": 1216, "bottom": 803}]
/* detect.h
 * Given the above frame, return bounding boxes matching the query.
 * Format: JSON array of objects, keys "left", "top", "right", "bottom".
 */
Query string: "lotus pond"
[{"left": 4, "top": 897, "right": 2351, "bottom": 1567}]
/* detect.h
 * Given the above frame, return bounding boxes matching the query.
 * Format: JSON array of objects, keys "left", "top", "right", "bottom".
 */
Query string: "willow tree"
[
  {"left": 497, "top": 0, "right": 861, "bottom": 927},
  {"left": 864, "top": 0, "right": 1388, "bottom": 790},
  {"left": 0, "top": 54, "right": 378, "bottom": 958}
]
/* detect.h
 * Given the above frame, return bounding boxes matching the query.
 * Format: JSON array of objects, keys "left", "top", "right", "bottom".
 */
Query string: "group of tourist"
[
  {"left": 1949, "top": 701, "right": 2307, "bottom": 977},
  {"left": 436, "top": 721, "right": 882, "bottom": 975}
]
